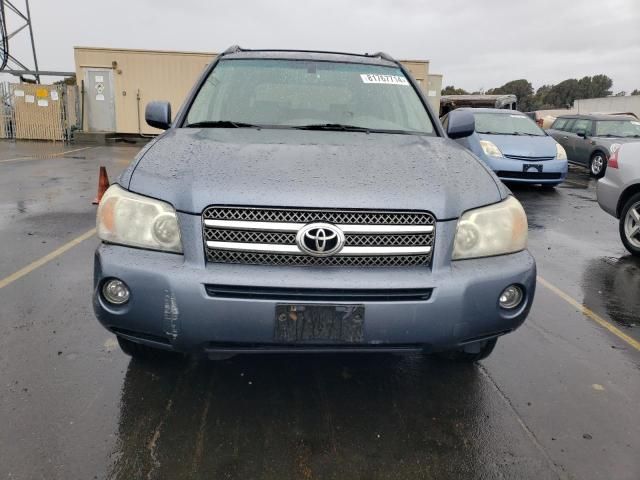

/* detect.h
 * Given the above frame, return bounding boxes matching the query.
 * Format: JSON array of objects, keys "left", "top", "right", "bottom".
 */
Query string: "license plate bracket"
[
  {"left": 274, "top": 304, "right": 365, "bottom": 343},
  {"left": 523, "top": 163, "right": 543, "bottom": 173}
]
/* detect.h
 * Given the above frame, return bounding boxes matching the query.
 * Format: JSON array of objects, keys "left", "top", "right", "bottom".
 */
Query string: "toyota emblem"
[{"left": 296, "top": 223, "right": 345, "bottom": 256}]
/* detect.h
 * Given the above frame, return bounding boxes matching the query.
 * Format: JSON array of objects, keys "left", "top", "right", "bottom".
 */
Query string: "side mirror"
[
  {"left": 576, "top": 130, "right": 587, "bottom": 138},
  {"left": 145, "top": 101, "right": 172, "bottom": 130},
  {"left": 446, "top": 110, "right": 475, "bottom": 139}
]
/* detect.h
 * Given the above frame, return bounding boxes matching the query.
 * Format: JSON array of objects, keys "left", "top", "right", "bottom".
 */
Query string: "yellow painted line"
[
  {"left": 0, "top": 228, "right": 96, "bottom": 290},
  {"left": 538, "top": 275, "right": 640, "bottom": 351},
  {"left": 0, "top": 146, "right": 95, "bottom": 164}
]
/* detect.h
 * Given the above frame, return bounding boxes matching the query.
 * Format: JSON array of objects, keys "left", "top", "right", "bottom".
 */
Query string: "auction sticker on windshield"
[{"left": 360, "top": 74, "right": 409, "bottom": 85}]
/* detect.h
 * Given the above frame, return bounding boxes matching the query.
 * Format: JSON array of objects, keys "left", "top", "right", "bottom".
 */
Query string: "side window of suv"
[
  {"left": 552, "top": 118, "right": 569, "bottom": 130},
  {"left": 570, "top": 119, "right": 591, "bottom": 135}
]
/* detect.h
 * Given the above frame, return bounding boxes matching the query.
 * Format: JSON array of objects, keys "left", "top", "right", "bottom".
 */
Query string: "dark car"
[
  {"left": 93, "top": 47, "right": 536, "bottom": 363},
  {"left": 547, "top": 113, "right": 640, "bottom": 177}
]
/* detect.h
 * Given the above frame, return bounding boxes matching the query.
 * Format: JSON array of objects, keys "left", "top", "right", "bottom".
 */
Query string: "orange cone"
[{"left": 92, "top": 166, "right": 110, "bottom": 204}]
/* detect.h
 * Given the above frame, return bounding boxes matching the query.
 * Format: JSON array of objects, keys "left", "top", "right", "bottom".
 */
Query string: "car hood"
[
  {"left": 124, "top": 128, "right": 504, "bottom": 219},
  {"left": 478, "top": 133, "right": 557, "bottom": 158}
]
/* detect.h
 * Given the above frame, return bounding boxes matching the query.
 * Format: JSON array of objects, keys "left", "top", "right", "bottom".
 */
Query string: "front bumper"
[
  {"left": 93, "top": 235, "right": 537, "bottom": 354},
  {"left": 482, "top": 155, "right": 568, "bottom": 184}
]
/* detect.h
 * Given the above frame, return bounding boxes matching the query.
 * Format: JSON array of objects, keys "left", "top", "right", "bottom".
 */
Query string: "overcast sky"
[{"left": 5, "top": 0, "right": 640, "bottom": 93}]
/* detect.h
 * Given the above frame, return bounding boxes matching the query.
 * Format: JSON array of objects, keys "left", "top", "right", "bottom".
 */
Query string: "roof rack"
[
  {"left": 370, "top": 51, "right": 396, "bottom": 63},
  {"left": 219, "top": 46, "right": 397, "bottom": 63},
  {"left": 221, "top": 45, "right": 243, "bottom": 56}
]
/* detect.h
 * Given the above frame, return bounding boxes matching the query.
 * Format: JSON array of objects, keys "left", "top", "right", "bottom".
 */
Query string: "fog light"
[
  {"left": 102, "top": 278, "right": 130, "bottom": 305},
  {"left": 499, "top": 285, "right": 523, "bottom": 309}
]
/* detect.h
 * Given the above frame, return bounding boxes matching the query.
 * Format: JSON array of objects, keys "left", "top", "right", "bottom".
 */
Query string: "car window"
[
  {"left": 594, "top": 120, "right": 640, "bottom": 138},
  {"left": 563, "top": 119, "right": 576, "bottom": 132},
  {"left": 185, "top": 59, "right": 435, "bottom": 134},
  {"left": 552, "top": 118, "right": 569, "bottom": 130},
  {"left": 473, "top": 112, "right": 546, "bottom": 136},
  {"left": 569, "top": 119, "right": 591, "bottom": 134}
]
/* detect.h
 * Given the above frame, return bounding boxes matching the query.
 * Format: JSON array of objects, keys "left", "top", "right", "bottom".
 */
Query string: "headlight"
[
  {"left": 555, "top": 143, "right": 567, "bottom": 160},
  {"left": 97, "top": 184, "right": 183, "bottom": 253},
  {"left": 480, "top": 140, "right": 503, "bottom": 158},
  {"left": 452, "top": 196, "right": 527, "bottom": 260}
]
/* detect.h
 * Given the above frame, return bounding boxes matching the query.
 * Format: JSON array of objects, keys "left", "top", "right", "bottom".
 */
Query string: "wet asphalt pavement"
[{"left": 0, "top": 142, "right": 638, "bottom": 480}]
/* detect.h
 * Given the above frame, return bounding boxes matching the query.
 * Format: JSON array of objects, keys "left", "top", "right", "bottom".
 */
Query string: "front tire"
[
  {"left": 589, "top": 152, "right": 607, "bottom": 178},
  {"left": 619, "top": 193, "right": 640, "bottom": 256},
  {"left": 436, "top": 338, "right": 498, "bottom": 362}
]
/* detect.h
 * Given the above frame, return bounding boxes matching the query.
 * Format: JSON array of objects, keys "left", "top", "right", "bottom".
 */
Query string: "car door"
[
  {"left": 571, "top": 119, "right": 594, "bottom": 164},
  {"left": 564, "top": 119, "right": 591, "bottom": 165},
  {"left": 548, "top": 118, "right": 572, "bottom": 152}
]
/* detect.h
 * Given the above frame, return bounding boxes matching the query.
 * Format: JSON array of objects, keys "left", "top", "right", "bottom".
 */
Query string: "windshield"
[
  {"left": 474, "top": 112, "right": 545, "bottom": 136},
  {"left": 594, "top": 120, "right": 640, "bottom": 137},
  {"left": 184, "top": 59, "right": 434, "bottom": 134}
]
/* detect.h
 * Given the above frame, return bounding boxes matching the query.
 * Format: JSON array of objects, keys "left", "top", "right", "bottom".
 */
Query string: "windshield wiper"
[
  {"left": 292, "top": 123, "right": 371, "bottom": 133},
  {"left": 478, "top": 131, "right": 541, "bottom": 136},
  {"left": 598, "top": 133, "right": 623, "bottom": 137},
  {"left": 184, "top": 120, "right": 262, "bottom": 128}
]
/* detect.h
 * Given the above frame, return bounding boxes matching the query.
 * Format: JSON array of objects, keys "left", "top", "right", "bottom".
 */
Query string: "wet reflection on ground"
[
  {"left": 108, "top": 354, "right": 553, "bottom": 479},
  {"left": 582, "top": 255, "right": 640, "bottom": 328}
]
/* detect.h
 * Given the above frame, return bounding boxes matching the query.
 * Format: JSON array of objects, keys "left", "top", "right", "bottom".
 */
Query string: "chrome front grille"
[{"left": 202, "top": 206, "right": 436, "bottom": 267}]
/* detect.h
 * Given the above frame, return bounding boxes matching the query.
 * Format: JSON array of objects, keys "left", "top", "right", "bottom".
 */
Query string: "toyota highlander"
[{"left": 94, "top": 47, "right": 536, "bottom": 362}]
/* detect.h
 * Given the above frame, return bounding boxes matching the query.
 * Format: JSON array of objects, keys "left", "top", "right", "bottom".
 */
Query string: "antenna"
[{"left": 0, "top": 0, "right": 40, "bottom": 83}]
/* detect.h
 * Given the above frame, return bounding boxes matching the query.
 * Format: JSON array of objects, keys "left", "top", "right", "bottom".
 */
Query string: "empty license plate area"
[
  {"left": 523, "top": 163, "right": 543, "bottom": 172},
  {"left": 275, "top": 304, "right": 365, "bottom": 343}
]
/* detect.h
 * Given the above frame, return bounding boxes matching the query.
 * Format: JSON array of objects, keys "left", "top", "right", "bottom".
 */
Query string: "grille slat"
[
  {"left": 205, "top": 228, "right": 433, "bottom": 247},
  {"left": 203, "top": 206, "right": 435, "bottom": 267},
  {"left": 203, "top": 207, "right": 435, "bottom": 225},
  {"left": 503, "top": 154, "right": 555, "bottom": 162}
]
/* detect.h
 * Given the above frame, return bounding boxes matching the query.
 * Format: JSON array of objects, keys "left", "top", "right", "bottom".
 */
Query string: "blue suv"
[{"left": 93, "top": 48, "right": 536, "bottom": 363}]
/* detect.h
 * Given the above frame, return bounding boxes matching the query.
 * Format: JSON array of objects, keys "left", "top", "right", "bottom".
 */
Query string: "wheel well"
[
  {"left": 591, "top": 149, "right": 608, "bottom": 161},
  {"left": 617, "top": 184, "right": 640, "bottom": 217}
]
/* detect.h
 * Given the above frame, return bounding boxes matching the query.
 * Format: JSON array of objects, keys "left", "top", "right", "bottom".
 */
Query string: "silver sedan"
[{"left": 597, "top": 142, "right": 640, "bottom": 256}]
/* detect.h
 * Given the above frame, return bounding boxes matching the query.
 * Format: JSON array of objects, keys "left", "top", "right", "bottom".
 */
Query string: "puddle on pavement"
[{"left": 581, "top": 256, "right": 640, "bottom": 328}]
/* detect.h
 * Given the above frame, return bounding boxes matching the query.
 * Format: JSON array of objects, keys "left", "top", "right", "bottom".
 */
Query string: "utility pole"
[{"left": 0, "top": 0, "right": 40, "bottom": 83}]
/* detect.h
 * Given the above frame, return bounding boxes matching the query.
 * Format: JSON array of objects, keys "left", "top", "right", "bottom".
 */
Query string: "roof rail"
[
  {"left": 217, "top": 47, "right": 398, "bottom": 63},
  {"left": 370, "top": 51, "right": 397, "bottom": 63},
  {"left": 221, "top": 45, "right": 243, "bottom": 56}
]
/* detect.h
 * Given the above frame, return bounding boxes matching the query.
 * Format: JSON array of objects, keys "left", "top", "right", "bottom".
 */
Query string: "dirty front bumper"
[{"left": 93, "top": 239, "right": 537, "bottom": 354}]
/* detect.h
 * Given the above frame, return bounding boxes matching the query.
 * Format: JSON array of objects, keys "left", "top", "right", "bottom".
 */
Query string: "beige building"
[
  {"left": 74, "top": 47, "right": 442, "bottom": 134},
  {"left": 427, "top": 74, "right": 443, "bottom": 113}
]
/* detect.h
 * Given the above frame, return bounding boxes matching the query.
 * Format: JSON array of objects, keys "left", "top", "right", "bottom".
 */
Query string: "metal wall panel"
[
  {"left": 427, "top": 74, "right": 443, "bottom": 114},
  {"left": 74, "top": 47, "right": 214, "bottom": 134}
]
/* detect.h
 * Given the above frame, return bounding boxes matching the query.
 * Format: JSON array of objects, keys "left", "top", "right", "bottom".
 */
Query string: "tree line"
[{"left": 441, "top": 75, "right": 640, "bottom": 112}]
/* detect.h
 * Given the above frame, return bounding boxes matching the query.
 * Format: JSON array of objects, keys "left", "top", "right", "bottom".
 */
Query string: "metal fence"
[{"left": 0, "top": 81, "right": 79, "bottom": 141}]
